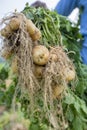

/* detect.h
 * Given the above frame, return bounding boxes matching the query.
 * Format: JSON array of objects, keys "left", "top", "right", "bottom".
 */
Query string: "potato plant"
[{"left": 0, "top": 4, "right": 87, "bottom": 130}]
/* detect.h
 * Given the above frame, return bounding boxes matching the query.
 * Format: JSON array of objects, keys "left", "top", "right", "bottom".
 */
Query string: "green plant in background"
[
  {"left": 0, "top": 64, "right": 17, "bottom": 108},
  {"left": 0, "top": 105, "right": 30, "bottom": 130},
  {"left": 63, "top": 88, "right": 87, "bottom": 130}
]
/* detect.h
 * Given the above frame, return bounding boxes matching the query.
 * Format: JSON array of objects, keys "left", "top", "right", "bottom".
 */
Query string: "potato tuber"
[
  {"left": 1, "top": 17, "right": 21, "bottom": 37},
  {"left": 27, "top": 19, "right": 41, "bottom": 41},
  {"left": 1, "top": 14, "right": 41, "bottom": 41},
  {"left": 53, "top": 84, "right": 65, "bottom": 99},
  {"left": 32, "top": 45, "right": 49, "bottom": 65}
]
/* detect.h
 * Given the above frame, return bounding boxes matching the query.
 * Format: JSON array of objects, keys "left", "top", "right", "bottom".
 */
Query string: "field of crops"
[{"left": 0, "top": 4, "right": 87, "bottom": 130}]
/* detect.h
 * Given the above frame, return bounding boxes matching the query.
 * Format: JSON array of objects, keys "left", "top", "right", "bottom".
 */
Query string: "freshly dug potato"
[
  {"left": 1, "top": 15, "right": 41, "bottom": 41},
  {"left": 1, "top": 17, "right": 21, "bottom": 37},
  {"left": 9, "top": 17, "right": 21, "bottom": 31},
  {"left": 30, "top": 28, "right": 41, "bottom": 41},
  {"left": 33, "top": 65, "right": 45, "bottom": 79},
  {"left": 53, "top": 84, "right": 65, "bottom": 99},
  {"left": 64, "top": 68, "right": 75, "bottom": 81},
  {"left": 1, "top": 24, "right": 12, "bottom": 37},
  {"left": 27, "top": 19, "right": 41, "bottom": 41},
  {"left": 50, "top": 53, "right": 58, "bottom": 62},
  {"left": 32, "top": 45, "right": 49, "bottom": 65}
]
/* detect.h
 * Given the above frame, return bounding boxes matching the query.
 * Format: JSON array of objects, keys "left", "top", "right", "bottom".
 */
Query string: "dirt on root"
[{"left": 0, "top": 13, "right": 76, "bottom": 130}]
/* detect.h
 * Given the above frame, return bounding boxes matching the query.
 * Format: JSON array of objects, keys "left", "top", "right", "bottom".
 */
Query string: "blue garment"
[{"left": 55, "top": 0, "right": 87, "bottom": 64}]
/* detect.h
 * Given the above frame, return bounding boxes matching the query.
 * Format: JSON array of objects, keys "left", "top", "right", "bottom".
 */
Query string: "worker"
[
  {"left": 55, "top": 0, "right": 87, "bottom": 64},
  {"left": 31, "top": 1, "right": 48, "bottom": 9}
]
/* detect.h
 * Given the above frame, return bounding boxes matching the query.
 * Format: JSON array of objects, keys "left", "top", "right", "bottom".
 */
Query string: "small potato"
[
  {"left": 1, "top": 17, "right": 20, "bottom": 37},
  {"left": 1, "top": 25, "right": 12, "bottom": 37},
  {"left": 50, "top": 53, "right": 58, "bottom": 62},
  {"left": 27, "top": 19, "right": 41, "bottom": 41},
  {"left": 64, "top": 68, "right": 75, "bottom": 81},
  {"left": 9, "top": 17, "right": 20, "bottom": 31},
  {"left": 33, "top": 65, "right": 45, "bottom": 79},
  {"left": 32, "top": 45, "right": 49, "bottom": 65},
  {"left": 30, "top": 28, "right": 41, "bottom": 41},
  {"left": 53, "top": 84, "right": 65, "bottom": 99}
]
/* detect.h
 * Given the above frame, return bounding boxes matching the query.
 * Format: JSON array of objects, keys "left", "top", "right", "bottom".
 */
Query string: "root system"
[{"left": 0, "top": 12, "right": 76, "bottom": 130}]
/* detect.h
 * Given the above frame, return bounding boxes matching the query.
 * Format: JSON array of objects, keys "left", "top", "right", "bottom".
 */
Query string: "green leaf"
[
  {"left": 66, "top": 21, "right": 71, "bottom": 32},
  {"left": 66, "top": 107, "right": 74, "bottom": 122},
  {"left": 0, "top": 67, "right": 8, "bottom": 80},
  {"left": 72, "top": 116, "right": 84, "bottom": 130},
  {"left": 74, "top": 102, "right": 80, "bottom": 113},
  {"left": 29, "top": 124, "right": 40, "bottom": 130},
  {"left": 64, "top": 93, "right": 75, "bottom": 105}
]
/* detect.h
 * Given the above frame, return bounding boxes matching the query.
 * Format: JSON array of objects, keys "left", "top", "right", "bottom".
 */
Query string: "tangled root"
[
  {"left": 44, "top": 46, "right": 75, "bottom": 100},
  {"left": 42, "top": 46, "right": 75, "bottom": 129},
  {"left": 0, "top": 13, "right": 76, "bottom": 130},
  {"left": 0, "top": 13, "right": 40, "bottom": 110}
]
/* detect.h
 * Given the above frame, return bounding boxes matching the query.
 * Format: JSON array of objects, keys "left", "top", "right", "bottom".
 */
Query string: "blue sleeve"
[
  {"left": 80, "top": 36, "right": 87, "bottom": 64},
  {"left": 80, "top": 3, "right": 87, "bottom": 38},
  {"left": 79, "top": 1, "right": 87, "bottom": 64},
  {"left": 55, "top": 0, "right": 78, "bottom": 16}
]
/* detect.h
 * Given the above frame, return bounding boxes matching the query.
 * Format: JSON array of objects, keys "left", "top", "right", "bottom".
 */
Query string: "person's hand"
[{"left": 80, "top": 46, "right": 87, "bottom": 64}]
